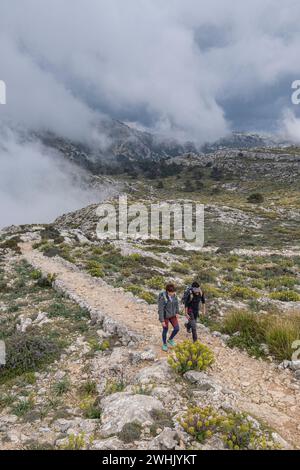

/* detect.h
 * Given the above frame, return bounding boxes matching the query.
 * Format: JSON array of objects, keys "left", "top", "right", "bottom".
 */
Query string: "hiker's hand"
[{"left": 161, "top": 321, "right": 167, "bottom": 328}]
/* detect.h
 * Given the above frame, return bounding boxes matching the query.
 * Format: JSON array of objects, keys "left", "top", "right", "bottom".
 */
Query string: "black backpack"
[
  {"left": 181, "top": 285, "right": 202, "bottom": 304},
  {"left": 181, "top": 286, "right": 193, "bottom": 305}
]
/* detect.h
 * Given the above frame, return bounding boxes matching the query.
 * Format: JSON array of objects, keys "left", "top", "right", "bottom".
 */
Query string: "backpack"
[
  {"left": 181, "top": 285, "right": 202, "bottom": 305},
  {"left": 158, "top": 290, "right": 169, "bottom": 306},
  {"left": 181, "top": 286, "right": 193, "bottom": 305}
]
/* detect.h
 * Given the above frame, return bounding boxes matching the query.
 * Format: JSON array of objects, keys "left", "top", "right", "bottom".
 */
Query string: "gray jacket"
[{"left": 158, "top": 292, "right": 180, "bottom": 322}]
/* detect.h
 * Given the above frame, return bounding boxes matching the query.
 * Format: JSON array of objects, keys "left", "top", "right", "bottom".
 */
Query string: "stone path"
[{"left": 21, "top": 243, "right": 300, "bottom": 449}]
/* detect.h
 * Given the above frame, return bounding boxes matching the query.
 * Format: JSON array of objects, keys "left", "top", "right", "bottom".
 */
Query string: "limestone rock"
[
  {"left": 134, "top": 361, "right": 173, "bottom": 385},
  {"left": 184, "top": 371, "right": 221, "bottom": 393},
  {"left": 92, "top": 437, "right": 124, "bottom": 450},
  {"left": 100, "top": 392, "right": 164, "bottom": 437},
  {"left": 149, "top": 428, "right": 181, "bottom": 450}
]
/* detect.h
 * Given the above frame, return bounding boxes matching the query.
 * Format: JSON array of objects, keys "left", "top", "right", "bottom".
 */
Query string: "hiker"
[
  {"left": 158, "top": 283, "right": 180, "bottom": 352},
  {"left": 184, "top": 282, "right": 206, "bottom": 342}
]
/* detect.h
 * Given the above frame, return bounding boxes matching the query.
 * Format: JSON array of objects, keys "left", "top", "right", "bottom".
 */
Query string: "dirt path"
[{"left": 21, "top": 243, "right": 300, "bottom": 449}]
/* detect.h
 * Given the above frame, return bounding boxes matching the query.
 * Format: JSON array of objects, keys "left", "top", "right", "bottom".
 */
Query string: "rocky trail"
[{"left": 20, "top": 242, "right": 300, "bottom": 449}]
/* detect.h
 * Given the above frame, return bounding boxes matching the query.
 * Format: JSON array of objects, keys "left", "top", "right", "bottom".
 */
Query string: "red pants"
[{"left": 162, "top": 316, "right": 179, "bottom": 343}]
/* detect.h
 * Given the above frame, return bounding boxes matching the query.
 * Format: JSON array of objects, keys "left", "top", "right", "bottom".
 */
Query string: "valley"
[{"left": 0, "top": 142, "right": 300, "bottom": 450}]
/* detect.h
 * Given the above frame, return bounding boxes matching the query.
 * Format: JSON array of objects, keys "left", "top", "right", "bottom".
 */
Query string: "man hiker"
[
  {"left": 158, "top": 283, "right": 180, "bottom": 352},
  {"left": 184, "top": 282, "right": 206, "bottom": 342}
]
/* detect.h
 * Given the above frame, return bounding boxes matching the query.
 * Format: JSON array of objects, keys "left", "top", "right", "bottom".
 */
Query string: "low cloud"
[
  {"left": 0, "top": 129, "right": 114, "bottom": 228},
  {"left": 281, "top": 109, "right": 300, "bottom": 144}
]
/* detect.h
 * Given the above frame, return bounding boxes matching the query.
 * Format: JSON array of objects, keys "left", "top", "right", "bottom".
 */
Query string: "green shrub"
[
  {"left": 30, "top": 270, "right": 42, "bottom": 280},
  {"left": 12, "top": 395, "right": 35, "bottom": 417},
  {"left": 52, "top": 377, "right": 71, "bottom": 396},
  {"left": 105, "top": 379, "right": 126, "bottom": 395},
  {"left": 80, "top": 380, "right": 97, "bottom": 396},
  {"left": 222, "top": 310, "right": 266, "bottom": 357},
  {"left": 86, "top": 260, "right": 104, "bottom": 278},
  {"left": 198, "top": 270, "right": 217, "bottom": 283},
  {"left": 250, "top": 279, "right": 266, "bottom": 290},
  {"left": 181, "top": 406, "right": 278, "bottom": 450},
  {"left": 1, "top": 333, "right": 61, "bottom": 382},
  {"left": 266, "top": 276, "right": 296, "bottom": 289},
  {"left": 127, "top": 253, "right": 142, "bottom": 263},
  {"left": 79, "top": 397, "right": 101, "bottom": 419},
  {"left": 0, "top": 280, "right": 8, "bottom": 292},
  {"left": 230, "top": 286, "right": 259, "bottom": 300},
  {"left": 221, "top": 412, "right": 275, "bottom": 450},
  {"left": 247, "top": 193, "right": 264, "bottom": 204},
  {"left": 147, "top": 276, "right": 165, "bottom": 290},
  {"left": 132, "top": 384, "right": 154, "bottom": 396},
  {"left": 139, "top": 291, "right": 157, "bottom": 304},
  {"left": 223, "top": 310, "right": 300, "bottom": 361},
  {"left": 0, "top": 237, "right": 21, "bottom": 253},
  {"left": 47, "top": 301, "right": 88, "bottom": 321},
  {"left": 37, "top": 273, "right": 56, "bottom": 288},
  {"left": 150, "top": 409, "right": 174, "bottom": 436},
  {"left": 180, "top": 406, "right": 222, "bottom": 443},
  {"left": 222, "top": 310, "right": 264, "bottom": 339},
  {"left": 60, "top": 433, "right": 86, "bottom": 450},
  {"left": 202, "top": 284, "right": 223, "bottom": 298},
  {"left": 125, "top": 284, "right": 143, "bottom": 296},
  {"left": 83, "top": 403, "right": 101, "bottom": 419},
  {"left": 171, "top": 262, "right": 190, "bottom": 274},
  {"left": 7, "top": 304, "right": 20, "bottom": 313},
  {"left": 265, "top": 317, "right": 300, "bottom": 361},
  {"left": 99, "top": 339, "right": 111, "bottom": 351},
  {"left": 118, "top": 422, "right": 142, "bottom": 443},
  {"left": 168, "top": 340, "right": 214, "bottom": 374},
  {"left": 92, "top": 247, "right": 104, "bottom": 255},
  {"left": 269, "top": 290, "right": 300, "bottom": 302},
  {"left": 0, "top": 393, "right": 15, "bottom": 410},
  {"left": 226, "top": 334, "right": 265, "bottom": 359},
  {"left": 23, "top": 372, "right": 37, "bottom": 385}
]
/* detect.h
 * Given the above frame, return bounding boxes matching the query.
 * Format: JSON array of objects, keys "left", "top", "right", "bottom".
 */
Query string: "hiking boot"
[
  {"left": 167, "top": 339, "right": 176, "bottom": 347},
  {"left": 162, "top": 344, "right": 168, "bottom": 352}
]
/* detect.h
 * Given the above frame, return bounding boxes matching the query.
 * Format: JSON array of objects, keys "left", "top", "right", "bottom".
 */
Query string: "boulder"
[
  {"left": 183, "top": 371, "right": 221, "bottom": 392},
  {"left": 92, "top": 437, "right": 124, "bottom": 450},
  {"left": 294, "top": 370, "right": 300, "bottom": 380},
  {"left": 134, "top": 361, "right": 173, "bottom": 385},
  {"left": 130, "top": 348, "right": 156, "bottom": 364},
  {"left": 53, "top": 418, "right": 98, "bottom": 434},
  {"left": 290, "top": 360, "right": 300, "bottom": 371},
  {"left": 16, "top": 316, "right": 32, "bottom": 333},
  {"left": 149, "top": 428, "right": 181, "bottom": 450},
  {"left": 100, "top": 392, "right": 164, "bottom": 437}
]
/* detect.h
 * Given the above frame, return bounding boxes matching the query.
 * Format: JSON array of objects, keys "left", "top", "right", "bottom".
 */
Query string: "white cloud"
[
  {"left": 0, "top": 129, "right": 114, "bottom": 228},
  {"left": 1, "top": 1, "right": 300, "bottom": 142},
  {"left": 281, "top": 109, "right": 300, "bottom": 143},
  {"left": 1, "top": 1, "right": 300, "bottom": 226}
]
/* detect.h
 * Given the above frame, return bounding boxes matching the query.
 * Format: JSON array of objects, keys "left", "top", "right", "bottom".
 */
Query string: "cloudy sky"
[
  {"left": 1, "top": 0, "right": 300, "bottom": 143},
  {"left": 1, "top": 0, "right": 300, "bottom": 227}
]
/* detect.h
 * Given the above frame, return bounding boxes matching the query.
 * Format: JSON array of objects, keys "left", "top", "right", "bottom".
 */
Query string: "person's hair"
[
  {"left": 192, "top": 281, "right": 200, "bottom": 288},
  {"left": 165, "top": 283, "right": 176, "bottom": 293}
]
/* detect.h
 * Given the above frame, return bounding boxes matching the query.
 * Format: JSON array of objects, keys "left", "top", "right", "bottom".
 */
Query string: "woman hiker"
[{"left": 158, "top": 283, "right": 180, "bottom": 352}]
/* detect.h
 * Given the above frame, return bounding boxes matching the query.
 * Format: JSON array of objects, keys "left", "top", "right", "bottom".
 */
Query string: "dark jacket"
[
  {"left": 185, "top": 292, "right": 205, "bottom": 316},
  {"left": 158, "top": 292, "right": 180, "bottom": 322}
]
